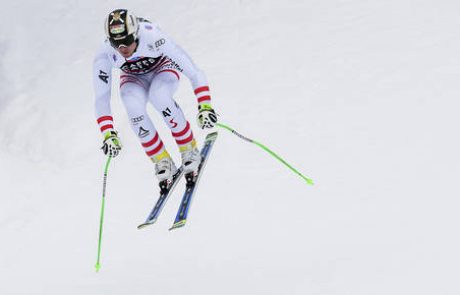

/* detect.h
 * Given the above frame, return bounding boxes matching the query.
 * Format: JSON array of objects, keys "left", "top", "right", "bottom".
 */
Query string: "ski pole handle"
[{"left": 216, "top": 123, "right": 313, "bottom": 185}]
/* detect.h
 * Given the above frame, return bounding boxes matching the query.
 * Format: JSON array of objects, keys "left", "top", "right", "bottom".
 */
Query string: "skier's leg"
[
  {"left": 119, "top": 75, "right": 170, "bottom": 162},
  {"left": 149, "top": 71, "right": 198, "bottom": 151},
  {"left": 148, "top": 71, "right": 201, "bottom": 173}
]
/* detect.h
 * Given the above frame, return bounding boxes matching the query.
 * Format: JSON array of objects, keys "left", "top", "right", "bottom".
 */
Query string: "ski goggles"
[{"left": 109, "top": 34, "right": 136, "bottom": 48}]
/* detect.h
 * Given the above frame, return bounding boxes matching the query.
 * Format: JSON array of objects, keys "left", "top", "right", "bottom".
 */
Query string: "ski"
[
  {"left": 169, "top": 132, "right": 218, "bottom": 230},
  {"left": 137, "top": 167, "right": 184, "bottom": 229}
]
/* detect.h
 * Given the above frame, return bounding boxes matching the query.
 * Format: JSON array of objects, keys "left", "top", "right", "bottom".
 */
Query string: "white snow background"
[{"left": 1, "top": 1, "right": 459, "bottom": 294}]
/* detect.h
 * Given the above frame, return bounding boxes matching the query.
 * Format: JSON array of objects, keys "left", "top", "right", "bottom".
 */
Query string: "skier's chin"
[
  {"left": 120, "top": 51, "right": 133, "bottom": 58},
  {"left": 117, "top": 44, "right": 136, "bottom": 58},
  {"left": 118, "top": 48, "right": 133, "bottom": 58}
]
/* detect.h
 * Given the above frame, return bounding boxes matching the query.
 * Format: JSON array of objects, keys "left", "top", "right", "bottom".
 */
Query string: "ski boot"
[
  {"left": 155, "top": 156, "right": 178, "bottom": 192},
  {"left": 181, "top": 145, "right": 202, "bottom": 182}
]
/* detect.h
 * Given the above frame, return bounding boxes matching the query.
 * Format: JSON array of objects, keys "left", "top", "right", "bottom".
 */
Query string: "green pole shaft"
[
  {"left": 216, "top": 123, "right": 313, "bottom": 185},
  {"left": 95, "top": 156, "right": 112, "bottom": 272}
]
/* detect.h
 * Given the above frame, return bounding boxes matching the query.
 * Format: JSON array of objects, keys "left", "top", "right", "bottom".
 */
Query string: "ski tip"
[
  {"left": 205, "top": 132, "right": 218, "bottom": 141},
  {"left": 95, "top": 263, "right": 101, "bottom": 272},
  {"left": 169, "top": 220, "right": 187, "bottom": 231},
  {"left": 137, "top": 221, "right": 156, "bottom": 230}
]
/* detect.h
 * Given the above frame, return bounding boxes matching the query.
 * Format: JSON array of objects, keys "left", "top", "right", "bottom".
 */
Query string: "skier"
[{"left": 93, "top": 9, "right": 218, "bottom": 187}]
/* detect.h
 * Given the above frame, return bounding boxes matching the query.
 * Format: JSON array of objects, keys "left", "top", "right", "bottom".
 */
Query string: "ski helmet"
[{"left": 105, "top": 9, "right": 139, "bottom": 48}]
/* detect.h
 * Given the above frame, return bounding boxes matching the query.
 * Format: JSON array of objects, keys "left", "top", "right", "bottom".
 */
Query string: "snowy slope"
[{"left": 1, "top": 1, "right": 460, "bottom": 294}]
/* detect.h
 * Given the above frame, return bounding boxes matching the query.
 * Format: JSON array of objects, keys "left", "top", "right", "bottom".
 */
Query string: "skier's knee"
[
  {"left": 150, "top": 79, "right": 177, "bottom": 110},
  {"left": 120, "top": 86, "right": 140, "bottom": 99},
  {"left": 150, "top": 91, "right": 172, "bottom": 112}
]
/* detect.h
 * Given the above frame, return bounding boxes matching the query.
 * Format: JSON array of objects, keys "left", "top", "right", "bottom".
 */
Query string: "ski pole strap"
[
  {"left": 216, "top": 123, "right": 313, "bottom": 185},
  {"left": 95, "top": 156, "right": 112, "bottom": 272}
]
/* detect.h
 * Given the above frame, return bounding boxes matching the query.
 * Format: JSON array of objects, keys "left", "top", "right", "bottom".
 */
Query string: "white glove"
[
  {"left": 197, "top": 103, "right": 218, "bottom": 129},
  {"left": 101, "top": 131, "right": 122, "bottom": 157}
]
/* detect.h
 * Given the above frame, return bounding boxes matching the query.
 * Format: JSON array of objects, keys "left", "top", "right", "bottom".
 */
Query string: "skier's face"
[{"left": 117, "top": 42, "right": 137, "bottom": 58}]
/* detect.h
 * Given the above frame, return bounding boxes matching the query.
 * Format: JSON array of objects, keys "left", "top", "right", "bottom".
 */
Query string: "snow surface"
[{"left": 1, "top": 0, "right": 460, "bottom": 294}]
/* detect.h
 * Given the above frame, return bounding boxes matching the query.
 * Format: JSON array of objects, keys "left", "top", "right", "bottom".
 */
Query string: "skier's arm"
[
  {"left": 93, "top": 47, "right": 122, "bottom": 157},
  {"left": 162, "top": 33, "right": 218, "bottom": 128},
  {"left": 93, "top": 49, "right": 115, "bottom": 134},
  {"left": 161, "top": 34, "right": 212, "bottom": 106}
]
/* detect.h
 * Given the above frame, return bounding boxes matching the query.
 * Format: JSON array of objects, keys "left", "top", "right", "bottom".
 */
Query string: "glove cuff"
[
  {"left": 198, "top": 103, "right": 213, "bottom": 111},
  {"left": 103, "top": 130, "right": 118, "bottom": 140}
]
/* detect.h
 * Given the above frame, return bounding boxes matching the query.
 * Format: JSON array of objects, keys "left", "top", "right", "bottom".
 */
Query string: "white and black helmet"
[{"left": 104, "top": 9, "right": 139, "bottom": 48}]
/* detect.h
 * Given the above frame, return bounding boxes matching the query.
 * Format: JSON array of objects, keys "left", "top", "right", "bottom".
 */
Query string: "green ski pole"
[
  {"left": 95, "top": 156, "right": 112, "bottom": 272},
  {"left": 216, "top": 122, "right": 313, "bottom": 185}
]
